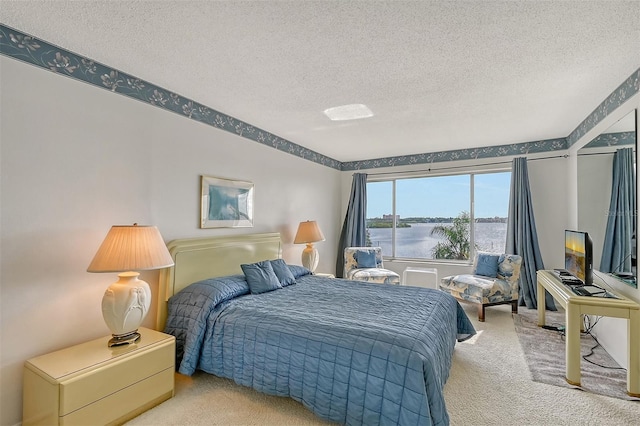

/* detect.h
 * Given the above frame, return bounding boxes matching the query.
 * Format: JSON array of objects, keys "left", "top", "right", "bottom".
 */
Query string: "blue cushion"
[
  {"left": 288, "top": 264, "right": 312, "bottom": 278},
  {"left": 474, "top": 253, "right": 500, "bottom": 278},
  {"left": 270, "top": 259, "right": 296, "bottom": 287},
  {"left": 241, "top": 260, "right": 282, "bottom": 294},
  {"left": 356, "top": 250, "right": 377, "bottom": 268}
]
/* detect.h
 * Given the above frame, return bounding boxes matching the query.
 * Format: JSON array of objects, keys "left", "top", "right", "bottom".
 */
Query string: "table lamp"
[
  {"left": 87, "top": 224, "right": 174, "bottom": 347},
  {"left": 294, "top": 220, "right": 325, "bottom": 273}
]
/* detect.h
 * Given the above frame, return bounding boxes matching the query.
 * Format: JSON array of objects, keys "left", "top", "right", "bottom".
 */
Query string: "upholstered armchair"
[
  {"left": 439, "top": 252, "right": 522, "bottom": 321},
  {"left": 343, "top": 247, "right": 400, "bottom": 285}
]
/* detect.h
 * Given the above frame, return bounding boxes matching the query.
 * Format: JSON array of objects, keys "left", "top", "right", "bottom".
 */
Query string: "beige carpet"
[{"left": 127, "top": 303, "right": 640, "bottom": 425}]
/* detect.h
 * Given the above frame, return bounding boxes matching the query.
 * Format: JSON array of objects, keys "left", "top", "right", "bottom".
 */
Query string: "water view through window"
[
  {"left": 367, "top": 171, "right": 511, "bottom": 260},
  {"left": 368, "top": 222, "right": 507, "bottom": 259}
]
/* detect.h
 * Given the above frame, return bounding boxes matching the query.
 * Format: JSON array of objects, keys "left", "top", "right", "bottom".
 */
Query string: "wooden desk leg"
[
  {"left": 628, "top": 309, "right": 640, "bottom": 397},
  {"left": 537, "top": 279, "right": 546, "bottom": 326},
  {"left": 565, "top": 304, "right": 581, "bottom": 387}
]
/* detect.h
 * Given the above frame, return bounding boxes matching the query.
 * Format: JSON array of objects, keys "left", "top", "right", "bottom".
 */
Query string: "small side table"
[
  {"left": 314, "top": 273, "right": 335, "bottom": 278},
  {"left": 23, "top": 327, "right": 175, "bottom": 425},
  {"left": 402, "top": 267, "right": 438, "bottom": 289}
]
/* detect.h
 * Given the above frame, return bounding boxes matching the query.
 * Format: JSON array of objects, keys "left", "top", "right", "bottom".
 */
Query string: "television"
[{"left": 564, "top": 230, "right": 593, "bottom": 285}]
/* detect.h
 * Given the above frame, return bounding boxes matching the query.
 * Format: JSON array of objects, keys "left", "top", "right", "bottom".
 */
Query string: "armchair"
[
  {"left": 343, "top": 247, "right": 400, "bottom": 285},
  {"left": 439, "top": 252, "right": 522, "bottom": 321}
]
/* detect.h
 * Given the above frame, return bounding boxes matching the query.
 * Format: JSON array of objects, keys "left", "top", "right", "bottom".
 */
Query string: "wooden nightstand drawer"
[
  {"left": 61, "top": 367, "right": 174, "bottom": 425},
  {"left": 59, "top": 340, "right": 174, "bottom": 415}
]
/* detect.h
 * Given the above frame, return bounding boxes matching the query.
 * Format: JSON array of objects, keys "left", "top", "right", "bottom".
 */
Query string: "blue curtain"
[
  {"left": 335, "top": 173, "right": 368, "bottom": 277},
  {"left": 600, "top": 148, "right": 636, "bottom": 273},
  {"left": 507, "top": 157, "right": 557, "bottom": 310}
]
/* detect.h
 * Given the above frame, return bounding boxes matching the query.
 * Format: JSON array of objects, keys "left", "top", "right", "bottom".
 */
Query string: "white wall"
[{"left": 0, "top": 57, "right": 342, "bottom": 425}]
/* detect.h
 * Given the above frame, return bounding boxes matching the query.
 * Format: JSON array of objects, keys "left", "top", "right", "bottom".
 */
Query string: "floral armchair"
[
  {"left": 343, "top": 247, "right": 400, "bottom": 285},
  {"left": 439, "top": 252, "right": 522, "bottom": 322}
]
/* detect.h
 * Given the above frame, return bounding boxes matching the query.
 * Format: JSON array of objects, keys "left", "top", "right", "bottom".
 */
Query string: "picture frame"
[{"left": 200, "top": 175, "right": 254, "bottom": 228}]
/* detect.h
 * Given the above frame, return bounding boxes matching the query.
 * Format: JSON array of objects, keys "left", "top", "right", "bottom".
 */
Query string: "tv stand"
[{"left": 537, "top": 270, "right": 640, "bottom": 397}]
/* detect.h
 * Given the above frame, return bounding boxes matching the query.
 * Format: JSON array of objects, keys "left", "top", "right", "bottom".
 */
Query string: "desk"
[{"left": 537, "top": 270, "right": 640, "bottom": 397}]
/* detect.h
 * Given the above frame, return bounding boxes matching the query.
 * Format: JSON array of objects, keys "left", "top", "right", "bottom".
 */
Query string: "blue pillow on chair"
[
  {"left": 356, "top": 250, "right": 377, "bottom": 268},
  {"left": 474, "top": 253, "right": 500, "bottom": 278},
  {"left": 241, "top": 260, "right": 282, "bottom": 294}
]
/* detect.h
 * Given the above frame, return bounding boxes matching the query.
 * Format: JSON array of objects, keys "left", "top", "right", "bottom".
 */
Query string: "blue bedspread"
[{"left": 165, "top": 272, "right": 475, "bottom": 426}]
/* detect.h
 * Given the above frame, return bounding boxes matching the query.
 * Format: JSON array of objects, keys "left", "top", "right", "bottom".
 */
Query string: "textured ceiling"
[{"left": 1, "top": 1, "right": 639, "bottom": 162}]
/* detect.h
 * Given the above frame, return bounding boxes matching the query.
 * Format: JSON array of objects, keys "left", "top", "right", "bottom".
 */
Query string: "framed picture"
[{"left": 200, "top": 175, "right": 254, "bottom": 228}]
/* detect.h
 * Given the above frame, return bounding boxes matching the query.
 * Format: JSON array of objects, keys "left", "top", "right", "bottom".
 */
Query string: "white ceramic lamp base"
[
  {"left": 301, "top": 243, "right": 320, "bottom": 273},
  {"left": 101, "top": 271, "right": 151, "bottom": 347}
]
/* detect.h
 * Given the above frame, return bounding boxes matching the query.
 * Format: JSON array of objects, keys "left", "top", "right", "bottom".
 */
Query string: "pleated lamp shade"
[
  {"left": 87, "top": 225, "right": 174, "bottom": 273},
  {"left": 293, "top": 221, "right": 325, "bottom": 244}
]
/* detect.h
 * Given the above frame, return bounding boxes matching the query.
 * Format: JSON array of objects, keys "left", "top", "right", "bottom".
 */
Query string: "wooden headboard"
[{"left": 155, "top": 232, "right": 282, "bottom": 330}]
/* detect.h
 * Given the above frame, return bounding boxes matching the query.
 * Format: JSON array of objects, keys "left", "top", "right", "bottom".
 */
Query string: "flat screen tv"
[{"left": 564, "top": 230, "right": 593, "bottom": 285}]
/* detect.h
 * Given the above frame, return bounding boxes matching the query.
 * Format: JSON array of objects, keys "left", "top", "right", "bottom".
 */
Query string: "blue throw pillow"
[
  {"left": 356, "top": 250, "right": 377, "bottom": 268},
  {"left": 241, "top": 260, "right": 282, "bottom": 294},
  {"left": 474, "top": 253, "right": 500, "bottom": 278},
  {"left": 270, "top": 259, "right": 296, "bottom": 287},
  {"left": 288, "top": 264, "right": 312, "bottom": 278}
]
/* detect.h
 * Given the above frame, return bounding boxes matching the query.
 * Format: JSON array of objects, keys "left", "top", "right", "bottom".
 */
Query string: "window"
[{"left": 366, "top": 171, "right": 511, "bottom": 261}]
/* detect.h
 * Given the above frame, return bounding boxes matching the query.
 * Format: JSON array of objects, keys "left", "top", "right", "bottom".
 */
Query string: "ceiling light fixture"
[{"left": 323, "top": 104, "right": 373, "bottom": 121}]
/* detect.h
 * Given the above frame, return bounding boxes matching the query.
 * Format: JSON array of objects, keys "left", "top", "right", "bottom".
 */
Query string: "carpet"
[{"left": 513, "top": 307, "right": 639, "bottom": 401}]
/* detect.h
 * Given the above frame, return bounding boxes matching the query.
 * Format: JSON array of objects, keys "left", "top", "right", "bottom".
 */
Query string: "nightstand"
[{"left": 23, "top": 327, "right": 175, "bottom": 425}]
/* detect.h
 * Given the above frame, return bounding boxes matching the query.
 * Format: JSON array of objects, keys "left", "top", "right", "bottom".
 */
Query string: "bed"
[{"left": 156, "top": 233, "right": 476, "bottom": 425}]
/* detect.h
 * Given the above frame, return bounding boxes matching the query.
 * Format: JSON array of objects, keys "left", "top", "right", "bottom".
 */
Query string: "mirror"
[{"left": 578, "top": 109, "right": 637, "bottom": 287}]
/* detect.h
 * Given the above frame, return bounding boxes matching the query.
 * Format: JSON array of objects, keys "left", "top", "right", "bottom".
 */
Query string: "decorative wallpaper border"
[
  {"left": 341, "top": 138, "right": 568, "bottom": 171},
  {"left": 0, "top": 24, "right": 637, "bottom": 172},
  {"left": 583, "top": 131, "right": 636, "bottom": 149},
  {"left": 567, "top": 69, "right": 640, "bottom": 148}
]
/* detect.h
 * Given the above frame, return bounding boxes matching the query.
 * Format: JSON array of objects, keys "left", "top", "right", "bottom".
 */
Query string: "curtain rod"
[
  {"left": 578, "top": 151, "right": 616, "bottom": 157},
  {"left": 357, "top": 154, "right": 569, "bottom": 177},
  {"left": 578, "top": 146, "right": 635, "bottom": 157}
]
